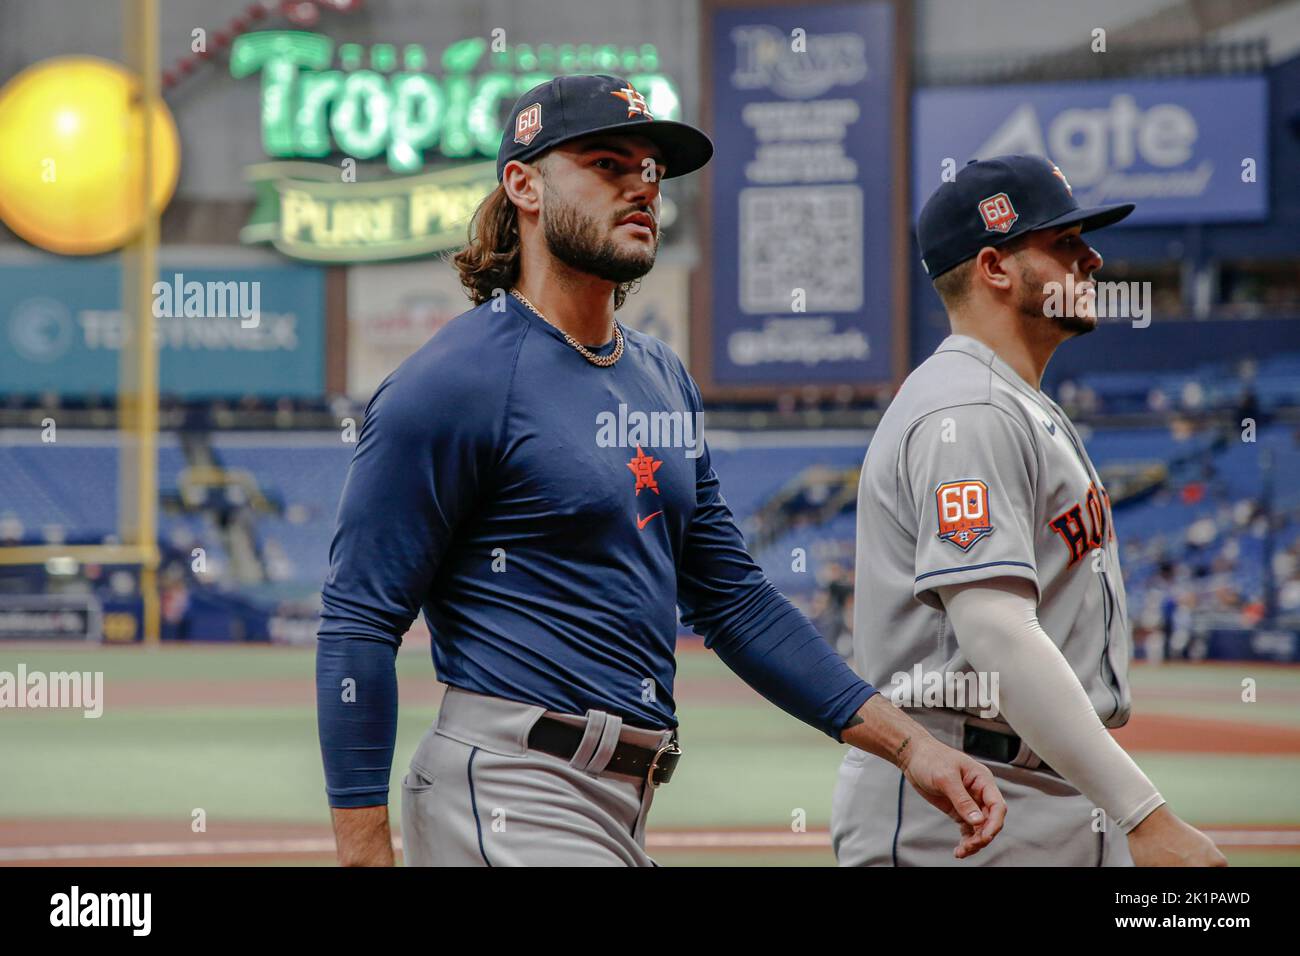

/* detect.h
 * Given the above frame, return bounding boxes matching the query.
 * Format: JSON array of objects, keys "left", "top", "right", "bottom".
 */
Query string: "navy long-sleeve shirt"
[{"left": 317, "top": 295, "right": 876, "bottom": 807}]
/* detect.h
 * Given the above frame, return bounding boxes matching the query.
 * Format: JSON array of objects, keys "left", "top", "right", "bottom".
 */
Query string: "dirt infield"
[
  {"left": 0, "top": 819, "right": 340, "bottom": 866},
  {"left": 1112, "top": 714, "right": 1300, "bottom": 754},
  {"left": 2, "top": 818, "right": 1298, "bottom": 866}
]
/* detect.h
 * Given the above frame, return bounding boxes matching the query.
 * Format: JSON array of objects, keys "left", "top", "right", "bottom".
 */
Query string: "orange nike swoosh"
[{"left": 637, "top": 510, "right": 663, "bottom": 530}]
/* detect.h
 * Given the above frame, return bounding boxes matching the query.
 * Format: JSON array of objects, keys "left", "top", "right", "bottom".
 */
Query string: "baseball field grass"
[{"left": 1, "top": 640, "right": 1297, "bottom": 866}]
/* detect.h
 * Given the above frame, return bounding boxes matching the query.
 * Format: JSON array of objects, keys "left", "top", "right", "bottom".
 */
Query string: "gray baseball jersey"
[{"left": 851, "top": 333, "right": 1131, "bottom": 729}]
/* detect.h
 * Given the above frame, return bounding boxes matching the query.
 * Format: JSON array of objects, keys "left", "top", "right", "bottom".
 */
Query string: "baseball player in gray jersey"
[{"left": 831, "top": 156, "right": 1227, "bottom": 866}]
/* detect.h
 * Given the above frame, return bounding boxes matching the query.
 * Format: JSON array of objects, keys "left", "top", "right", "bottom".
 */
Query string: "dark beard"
[
  {"left": 541, "top": 188, "right": 659, "bottom": 284},
  {"left": 1015, "top": 263, "right": 1097, "bottom": 338},
  {"left": 1051, "top": 312, "right": 1098, "bottom": 337}
]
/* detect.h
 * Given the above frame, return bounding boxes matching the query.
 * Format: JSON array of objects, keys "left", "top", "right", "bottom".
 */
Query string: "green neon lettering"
[
  {"left": 390, "top": 73, "right": 443, "bottom": 172},
  {"left": 231, "top": 32, "right": 678, "bottom": 172},
  {"left": 230, "top": 31, "right": 334, "bottom": 157},
  {"left": 333, "top": 71, "right": 390, "bottom": 159}
]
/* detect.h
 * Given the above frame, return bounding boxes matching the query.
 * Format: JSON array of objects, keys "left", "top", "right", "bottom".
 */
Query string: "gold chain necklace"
[{"left": 510, "top": 288, "right": 624, "bottom": 368}]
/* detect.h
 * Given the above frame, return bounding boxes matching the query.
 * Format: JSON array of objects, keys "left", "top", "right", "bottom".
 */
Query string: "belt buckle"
[{"left": 646, "top": 740, "right": 681, "bottom": 789}]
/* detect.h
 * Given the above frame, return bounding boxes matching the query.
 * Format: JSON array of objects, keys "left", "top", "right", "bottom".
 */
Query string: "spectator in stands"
[{"left": 160, "top": 566, "right": 192, "bottom": 641}]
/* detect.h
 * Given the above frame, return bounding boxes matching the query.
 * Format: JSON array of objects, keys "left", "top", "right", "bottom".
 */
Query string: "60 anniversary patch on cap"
[
  {"left": 495, "top": 73, "right": 714, "bottom": 182},
  {"left": 916, "top": 154, "right": 1135, "bottom": 280}
]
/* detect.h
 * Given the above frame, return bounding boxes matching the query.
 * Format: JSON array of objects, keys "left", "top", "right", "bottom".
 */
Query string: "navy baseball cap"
[
  {"left": 496, "top": 74, "right": 713, "bottom": 182},
  {"left": 917, "top": 154, "right": 1135, "bottom": 279}
]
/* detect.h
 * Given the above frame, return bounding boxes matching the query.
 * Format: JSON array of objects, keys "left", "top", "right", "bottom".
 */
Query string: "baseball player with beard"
[
  {"left": 831, "top": 155, "right": 1227, "bottom": 867},
  {"left": 316, "top": 75, "right": 1007, "bottom": 867}
]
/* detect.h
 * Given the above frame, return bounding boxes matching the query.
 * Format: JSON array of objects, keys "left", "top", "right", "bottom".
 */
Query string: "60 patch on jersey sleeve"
[{"left": 935, "top": 479, "right": 993, "bottom": 551}]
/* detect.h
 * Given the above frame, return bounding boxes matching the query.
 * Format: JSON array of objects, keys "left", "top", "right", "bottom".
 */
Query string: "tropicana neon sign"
[{"left": 230, "top": 31, "right": 681, "bottom": 173}]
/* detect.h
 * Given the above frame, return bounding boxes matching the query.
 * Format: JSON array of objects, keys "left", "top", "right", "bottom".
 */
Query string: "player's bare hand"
[
  {"left": 840, "top": 697, "right": 1006, "bottom": 858},
  {"left": 331, "top": 805, "right": 396, "bottom": 867},
  {"left": 900, "top": 735, "right": 1007, "bottom": 859},
  {"left": 1128, "top": 806, "right": 1227, "bottom": 867}
]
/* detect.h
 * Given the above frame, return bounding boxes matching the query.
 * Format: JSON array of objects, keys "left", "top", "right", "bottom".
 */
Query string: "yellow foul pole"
[{"left": 120, "top": 0, "right": 161, "bottom": 644}]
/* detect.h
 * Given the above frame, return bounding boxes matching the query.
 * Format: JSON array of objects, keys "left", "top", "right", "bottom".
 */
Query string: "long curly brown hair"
[{"left": 451, "top": 173, "right": 636, "bottom": 310}]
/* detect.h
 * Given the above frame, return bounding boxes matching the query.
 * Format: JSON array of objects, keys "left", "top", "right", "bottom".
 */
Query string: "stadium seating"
[
  {"left": 0, "top": 442, "right": 117, "bottom": 543},
  {"left": 208, "top": 437, "right": 353, "bottom": 589},
  {"left": 3, "top": 416, "right": 1296, "bottom": 644}
]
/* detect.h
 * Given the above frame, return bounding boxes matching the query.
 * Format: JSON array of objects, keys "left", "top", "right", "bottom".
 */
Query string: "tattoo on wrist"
[
  {"left": 894, "top": 736, "right": 911, "bottom": 763},
  {"left": 843, "top": 715, "right": 864, "bottom": 733}
]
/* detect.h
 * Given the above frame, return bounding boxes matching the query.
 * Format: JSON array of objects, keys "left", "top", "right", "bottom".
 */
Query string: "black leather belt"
[
  {"left": 963, "top": 724, "right": 1057, "bottom": 776},
  {"left": 527, "top": 716, "right": 681, "bottom": 787}
]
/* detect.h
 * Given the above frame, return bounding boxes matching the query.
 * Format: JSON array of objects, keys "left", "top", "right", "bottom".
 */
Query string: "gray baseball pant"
[
  {"left": 400, "top": 685, "right": 676, "bottom": 867},
  {"left": 830, "top": 710, "right": 1135, "bottom": 866}
]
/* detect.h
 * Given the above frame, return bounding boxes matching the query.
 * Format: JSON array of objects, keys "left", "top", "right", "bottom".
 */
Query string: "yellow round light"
[{"left": 0, "top": 56, "right": 180, "bottom": 255}]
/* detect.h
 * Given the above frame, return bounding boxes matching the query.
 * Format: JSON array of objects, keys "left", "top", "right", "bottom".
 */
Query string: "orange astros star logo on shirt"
[
  {"left": 627, "top": 445, "right": 664, "bottom": 531},
  {"left": 626, "top": 444, "right": 662, "bottom": 495}
]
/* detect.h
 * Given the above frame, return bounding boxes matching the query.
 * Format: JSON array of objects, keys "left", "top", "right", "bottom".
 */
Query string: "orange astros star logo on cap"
[
  {"left": 610, "top": 83, "right": 653, "bottom": 119},
  {"left": 1050, "top": 162, "right": 1072, "bottom": 196}
]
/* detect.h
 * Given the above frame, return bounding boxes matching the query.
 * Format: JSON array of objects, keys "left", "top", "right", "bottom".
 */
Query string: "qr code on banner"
[{"left": 738, "top": 185, "right": 863, "bottom": 314}]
